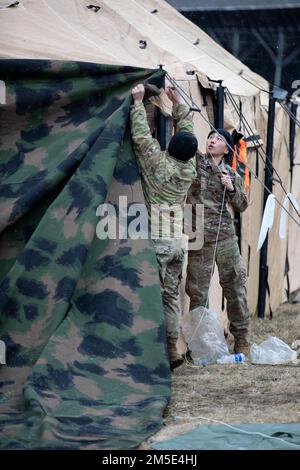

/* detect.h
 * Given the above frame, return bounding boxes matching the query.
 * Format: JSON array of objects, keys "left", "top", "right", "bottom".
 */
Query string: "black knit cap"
[
  {"left": 167, "top": 131, "right": 198, "bottom": 162},
  {"left": 207, "top": 129, "right": 234, "bottom": 156}
]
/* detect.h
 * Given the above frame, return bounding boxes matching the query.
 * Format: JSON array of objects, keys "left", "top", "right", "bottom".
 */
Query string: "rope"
[
  {"left": 173, "top": 414, "right": 300, "bottom": 449},
  {"left": 204, "top": 187, "right": 226, "bottom": 310},
  {"left": 182, "top": 186, "right": 226, "bottom": 368},
  {"left": 224, "top": 87, "right": 276, "bottom": 180},
  {"left": 165, "top": 73, "right": 300, "bottom": 229},
  {"left": 235, "top": 74, "right": 271, "bottom": 95},
  {"left": 279, "top": 101, "right": 300, "bottom": 129}
]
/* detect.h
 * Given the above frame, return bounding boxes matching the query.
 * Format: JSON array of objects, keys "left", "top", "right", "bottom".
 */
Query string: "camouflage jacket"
[
  {"left": 130, "top": 102, "right": 197, "bottom": 238},
  {"left": 187, "top": 153, "right": 248, "bottom": 243}
]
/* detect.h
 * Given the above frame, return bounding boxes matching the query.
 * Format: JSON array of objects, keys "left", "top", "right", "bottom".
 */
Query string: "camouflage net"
[{"left": 0, "top": 60, "right": 170, "bottom": 449}]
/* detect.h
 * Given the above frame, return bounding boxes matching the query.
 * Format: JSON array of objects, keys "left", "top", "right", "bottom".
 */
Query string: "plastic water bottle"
[
  {"left": 217, "top": 353, "right": 245, "bottom": 364},
  {"left": 193, "top": 358, "right": 210, "bottom": 367}
]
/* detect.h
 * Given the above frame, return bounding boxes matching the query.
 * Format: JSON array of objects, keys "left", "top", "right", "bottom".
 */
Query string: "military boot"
[
  {"left": 234, "top": 336, "right": 250, "bottom": 356},
  {"left": 167, "top": 337, "right": 184, "bottom": 371}
]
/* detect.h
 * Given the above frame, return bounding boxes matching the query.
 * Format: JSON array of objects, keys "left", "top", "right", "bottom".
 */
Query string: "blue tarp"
[{"left": 152, "top": 423, "right": 300, "bottom": 450}]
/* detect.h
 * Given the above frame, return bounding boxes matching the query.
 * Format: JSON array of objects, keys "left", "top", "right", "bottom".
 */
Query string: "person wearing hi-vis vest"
[
  {"left": 130, "top": 83, "right": 198, "bottom": 370},
  {"left": 186, "top": 129, "right": 250, "bottom": 356}
]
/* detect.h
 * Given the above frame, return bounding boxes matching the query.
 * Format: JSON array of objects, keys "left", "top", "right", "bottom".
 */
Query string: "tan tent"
[{"left": 0, "top": 0, "right": 299, "bottom": 318}]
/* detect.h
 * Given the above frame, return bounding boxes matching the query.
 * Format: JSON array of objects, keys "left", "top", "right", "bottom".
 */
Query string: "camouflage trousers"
[
  {"left": 152, "top": 238, "right": 185, "bottom": 339},
  {"left": 186, "top": 236, "right": 249, "bottom": 339}
]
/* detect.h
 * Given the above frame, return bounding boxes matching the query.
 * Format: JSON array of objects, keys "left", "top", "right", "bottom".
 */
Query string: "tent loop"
[
  {"left": 139, "top": 40, "right": 147, "bottom": 49},
  {"left": 207, "top": 77, "right": 223, "bottom": 84},
  {"left": 86, "top": 5, "right": 101, "bottom": 13}
]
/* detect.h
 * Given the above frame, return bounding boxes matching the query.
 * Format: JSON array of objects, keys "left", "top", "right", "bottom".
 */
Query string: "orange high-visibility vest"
[{"left": 232, "top": 139, "right": 250, "bottom": 193}]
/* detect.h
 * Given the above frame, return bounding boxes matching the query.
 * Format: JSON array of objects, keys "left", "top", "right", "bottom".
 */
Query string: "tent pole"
[
  {"left": 214, "top": 81, "right": 224, "bottom": 128},
  {"left": 156, "top": 72, "right": 167, "bottom": 150},
  {"left": 257, "top": 89, "right": 275, "bottom": 319},
  {"left": 289, "top": 101, "right": 297, "bottom": 184},
  {"left": 285, "top": 101, "right": 298, "bottom": 302},
  {"left": 216, "top": 82, "right": 242, "bottom": 250},
  {"left": 215, "top": 81, "right": 227, "bottom": 309}
]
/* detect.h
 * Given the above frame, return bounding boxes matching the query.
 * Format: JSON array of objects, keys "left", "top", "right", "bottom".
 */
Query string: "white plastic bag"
[
  {"left": 250, "top": 336, "right": 297, "bottom": 364},
  {"left": 181, "top": 306, "right": 229, "bottom": 365},
  {"left": 257, "top": 194, "right": 276, "bottom": 251}
]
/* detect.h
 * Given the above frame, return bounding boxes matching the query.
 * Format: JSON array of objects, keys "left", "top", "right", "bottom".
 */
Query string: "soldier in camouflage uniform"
[
  {"left": 186, "top": 129, "right": 250, "bottom": 356},
  {"left": 130, "top": 84, "right": 198, "bottom": 370}
]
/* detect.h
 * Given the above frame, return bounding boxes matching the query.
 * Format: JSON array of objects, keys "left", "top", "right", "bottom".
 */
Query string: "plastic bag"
[
  {"left": 181, "top": 306, "right": 229, "bottom": 365},
  {"left": 257, "top": 194, "right": 276, "bottom": 251},
  {"left": 250, "top": 336, "right": 297, "bottom": 364}
]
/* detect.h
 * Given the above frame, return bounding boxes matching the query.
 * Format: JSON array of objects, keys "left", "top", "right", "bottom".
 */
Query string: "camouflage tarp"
[{"left": 0, "top": 60, "right": 170, "bottom": 449}]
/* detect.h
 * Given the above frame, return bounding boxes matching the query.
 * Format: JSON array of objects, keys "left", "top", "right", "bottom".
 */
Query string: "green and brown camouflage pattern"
[
  {"left": 186, "top": 154, "right": 249, "bottom": 338},
  {"left": 130, "top": 102, "right": 196, "bottom": 238},
  {"left": 187, "top": 154, "right": 248, "bottom": 243},
  {"left": 0, "top": 59, "right": 170, "bottom": 449},
  {"left": 130, "top": 100, "right": 196, "bottom": 341},
  {"left": 186, "top": 236, "right": 250, "bottom": 338},
  {"left": 152, "top": 239, "right": 185, "bottom": 339}
]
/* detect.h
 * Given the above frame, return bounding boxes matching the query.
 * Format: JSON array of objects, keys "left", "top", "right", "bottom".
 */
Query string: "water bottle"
[
  {"left": 217, "top": 353, "right": 245, "bottom": 364},
  {"left": 193, "top": 358, "right": 210, "bottom": 367}
]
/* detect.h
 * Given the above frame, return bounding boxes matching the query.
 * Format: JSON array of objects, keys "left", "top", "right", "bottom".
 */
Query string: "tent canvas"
[
  {"left": 0, "top": 0, "right": 299, "bottom": 450},
  {"left": 0, "top": 59, "right": 170, "bottom": 449}
]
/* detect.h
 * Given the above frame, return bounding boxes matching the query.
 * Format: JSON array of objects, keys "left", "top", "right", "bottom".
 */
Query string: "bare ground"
[{"left": 145, "top": 302, "right": 300, "bottom": 447}]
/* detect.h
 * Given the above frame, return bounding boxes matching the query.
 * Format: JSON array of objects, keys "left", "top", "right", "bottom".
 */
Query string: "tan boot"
[
  {"left": 234, "top": 337, "right": 250, "bottom": 356},
  {"left": 167, "top": 337, "right": 184, "bottom": 371}
]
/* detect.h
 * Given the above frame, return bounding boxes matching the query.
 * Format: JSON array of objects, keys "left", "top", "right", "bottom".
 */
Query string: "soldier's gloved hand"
[{"left": 132, "top": 84, "right": 145, "bottom": 103}]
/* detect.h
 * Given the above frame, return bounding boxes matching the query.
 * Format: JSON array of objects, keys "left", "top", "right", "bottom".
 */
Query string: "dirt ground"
[{"left": 145, "top": 302, "right": 300, "bottom": 447}]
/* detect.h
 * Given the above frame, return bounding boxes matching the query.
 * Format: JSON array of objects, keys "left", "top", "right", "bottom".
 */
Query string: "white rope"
[
  {"left": 183, "top": 186, "right": 227, "bottom": 367},
  {"left": 280, "top": 101, "right": 300, "bottom": 128},
  {"left": 204, "top": 185, "right": 226, "bottom": 310},
  {"left": 174, "top": 414, "right": 300, "bottom": 449}
]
